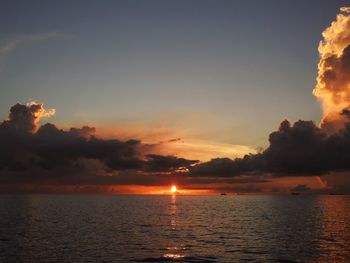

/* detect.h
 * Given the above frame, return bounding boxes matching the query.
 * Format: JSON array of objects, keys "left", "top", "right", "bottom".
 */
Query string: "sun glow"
[{"left": 171, "top": 185, "right": 177, "bottom": 193}]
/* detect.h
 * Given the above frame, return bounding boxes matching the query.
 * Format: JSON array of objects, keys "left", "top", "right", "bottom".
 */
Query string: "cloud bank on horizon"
[
  {"left": 0, "top": 102, "right": 199, "bottom": 183},
  {"left": 2, "top": 7, "right": 350, "bottom": 194}
]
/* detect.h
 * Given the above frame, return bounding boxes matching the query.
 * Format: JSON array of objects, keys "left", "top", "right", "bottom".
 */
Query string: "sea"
[{"left": 0, "top": 195, "right": 349, "bottom": 263}]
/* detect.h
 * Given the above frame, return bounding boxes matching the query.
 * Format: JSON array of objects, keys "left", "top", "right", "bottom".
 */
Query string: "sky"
[
  {"left": 1, "top": 0, "right": 347, "bottom": 145},
  {"left": 1, "top": 0, "right": 350, "bottom": 194}
]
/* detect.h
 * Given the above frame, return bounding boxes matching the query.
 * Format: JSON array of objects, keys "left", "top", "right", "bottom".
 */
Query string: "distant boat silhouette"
[
  {"left": 291, "top": 192, "right": 300, "bottom": 195},
  {"left": 220, "top": 193, "right": 227, "bottom": 196}
]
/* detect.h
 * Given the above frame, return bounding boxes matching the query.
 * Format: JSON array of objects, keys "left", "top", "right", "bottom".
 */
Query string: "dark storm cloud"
[
  {"left": 190, "top": 115, "right": 350, "bottom": 177},
  {"left": 144, "top": 154, "right": 198, "bottom": 172},
  {"left": 0, "top": 103, "right": 197, "bottom": 186}
]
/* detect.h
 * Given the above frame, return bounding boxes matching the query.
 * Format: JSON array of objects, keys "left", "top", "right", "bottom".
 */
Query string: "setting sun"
[{"left": 171, "top": 185, "right": 177, "bottom": 193}]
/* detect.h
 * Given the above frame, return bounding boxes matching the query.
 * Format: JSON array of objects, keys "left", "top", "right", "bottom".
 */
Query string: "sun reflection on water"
[
  {"left": 163, "top": 253, "right": 185, "bottom": 259},
  {"left": 170, "top": 194, "right": 177, "bottom": 229}
]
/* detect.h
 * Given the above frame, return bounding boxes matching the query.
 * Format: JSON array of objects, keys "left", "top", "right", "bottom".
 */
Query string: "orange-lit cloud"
[
  {"left": 313, "top": 7, "right": 350, "bottom": 131},
  {"left": 150, "top": 139, "right": 255, "bottom": 162},
  {"left": 95, "top": 123, "right": 255, "bottom": 162},
  {"left": 27, "top": 101, "right": 56, "bottom": 131},
  {"left": 1, "top": 101, "right": 55, "bottom": 133}
]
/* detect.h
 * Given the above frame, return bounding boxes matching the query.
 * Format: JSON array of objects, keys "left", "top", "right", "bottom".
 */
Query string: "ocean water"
[{"left": 0, "top": 195, "right": 349, "bottom": 263}]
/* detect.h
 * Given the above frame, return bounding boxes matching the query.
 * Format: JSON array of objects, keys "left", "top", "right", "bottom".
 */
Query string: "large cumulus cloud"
[{"left": 313, "top": 7, "right": 350, "bottom": 133}]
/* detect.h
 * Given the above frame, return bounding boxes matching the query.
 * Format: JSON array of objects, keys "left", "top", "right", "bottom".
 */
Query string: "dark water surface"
[{"left": 0, "top": 195, "right": 349, "bottom": 263}]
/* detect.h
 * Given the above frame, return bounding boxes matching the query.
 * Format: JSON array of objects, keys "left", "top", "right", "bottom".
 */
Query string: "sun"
[{"left": 171, "top": 185, "right": 177, "bottom": 193}]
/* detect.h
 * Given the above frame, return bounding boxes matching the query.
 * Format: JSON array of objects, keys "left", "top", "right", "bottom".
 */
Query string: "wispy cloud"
[{"left": 0, "top": 32, "right": 66, "bottom": 71}]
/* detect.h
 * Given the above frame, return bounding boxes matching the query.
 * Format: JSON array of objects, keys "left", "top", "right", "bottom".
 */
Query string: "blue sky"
[{"left": 0, "top": 0, "right": 348, "bottom": 148}]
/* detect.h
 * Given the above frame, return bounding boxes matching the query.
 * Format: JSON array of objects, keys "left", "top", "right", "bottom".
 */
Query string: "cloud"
[
  {"left": 144, "top": 154, "right": 198, "bottom": 173},
  {"left": 0, "top": 32, "right": 66, "bottom": 72},
  {"left": 159, "top": 138, "right": 182, "bottom": 144},
  {"left": 340, "top": 7, "right": 350, "bottom": 13},
  {"left": 0, "top": 102, "right": 198, "bottom": 189},
  {"left": 0, "top": 101, "right": 55, "bottom": 133},
  {"left": 0, "top": 32, "right": 64, "bottom": 57},
  {"left": 153, "top": 138, "right": 255, "bottom": 162},
  {"left": 190, "top": 117, "right": 350, "bottom": 178},
  {"left": 313, "top": 7, "right": 350, "bottom": 131}
]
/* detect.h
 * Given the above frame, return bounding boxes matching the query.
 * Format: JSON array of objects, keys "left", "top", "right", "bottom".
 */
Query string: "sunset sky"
[{"left": 1, "top": 0, "right": 350, "bottom": 194}]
